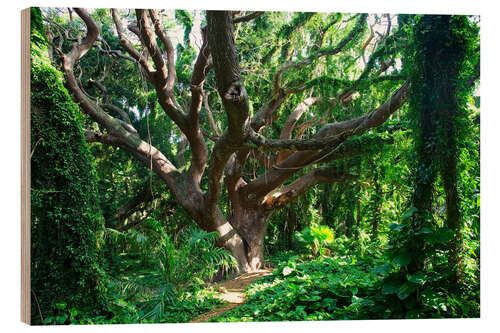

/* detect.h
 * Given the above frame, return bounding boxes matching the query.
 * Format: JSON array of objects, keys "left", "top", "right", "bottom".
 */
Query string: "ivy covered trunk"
[
  {"left": 407, "top": 15, "right": 472, "bottom": 279},
  {"left": 30, "top": 8, "right": 106, "bottom": 323}
]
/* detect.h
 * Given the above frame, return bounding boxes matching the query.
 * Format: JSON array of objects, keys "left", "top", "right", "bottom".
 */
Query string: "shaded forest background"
[{"left": 28, "top": 6, "right": 479, "bottom": 325}]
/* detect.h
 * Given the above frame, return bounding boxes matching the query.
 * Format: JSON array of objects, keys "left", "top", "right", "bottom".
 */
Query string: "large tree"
[{"left": 46, "top": 8, "right": 414, "bottom": 272}]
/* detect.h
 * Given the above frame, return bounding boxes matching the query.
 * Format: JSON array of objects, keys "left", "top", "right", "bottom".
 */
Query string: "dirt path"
[{"left": 190, "top": 268, "right": 273, "bottom": 323}]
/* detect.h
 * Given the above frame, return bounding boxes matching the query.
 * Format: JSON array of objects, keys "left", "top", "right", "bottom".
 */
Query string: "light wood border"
[{"left": 21, "top": 7, "right": 31, "bottom": 325}]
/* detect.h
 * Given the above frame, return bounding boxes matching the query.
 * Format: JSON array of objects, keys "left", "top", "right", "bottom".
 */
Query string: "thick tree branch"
[
  {"left": 295, "top": 115, "right": 328, "bottom": 139},
  {"left": 246, "top": 81, "right": 408, "bottom": 155},
  {"left": 315, "top": 81, "right": 409, "bottom": 139},
  {"left": 115, "top": 10, "right": 186, "bottom": 140},
  {"left": 102, "top": 104, "right": 132, "bottom": 125},
  {"left": 233, "top": 11, "right": 265, "bottom": 24},
  {"left": 61, "top": 9, "right": 130, "bottom": 138},
  {"left": 246, "top": 129, "right": 349, "bottom": 152},
  {"left": 135, "top": 9, "right": 169, "bottom": 85},
  {"left": 84, "top": 130, "right": 123, "bottom": 145},
  {"left": 63, "top": 9, "right": 183, "bottom": 202},
  {"left": 239, "top": 81, "right": 409, "bottom": 203},
  {"left": 263, "top": 165, "right": 357, "bottom": 210},
  {"left": 111, "top": 9, "right": 154, "bottom": 79},
  {"left": 277, "top": 96, "right": 320, "bottom": 162},
  {"left": 249, "top": 14, "right": 368, "bottom": 134},
  {"left": 280, "top": 97, "right": 320, "bottom": 140},
  {"left": 184, "top": 25, "right": 212, "bottom": 183},
  {"left": 111, "top": 183, "right": 154, "bottom": 222},
  {"left": 250, "top": 88, "right": 287, "bottom": 132},
  {"left": 148, "top": 9, "right": 176, "bottom": 90},
  {"left": 116, "top": 9, "right": 207, "bottom": 184},
  {"left": 205, "top": 10, "right": 250, "bottom": 223}
]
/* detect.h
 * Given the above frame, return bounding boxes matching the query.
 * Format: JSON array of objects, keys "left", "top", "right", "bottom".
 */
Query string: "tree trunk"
[{"left": 228, "top": 206, "right": 270, "bottom": 271}]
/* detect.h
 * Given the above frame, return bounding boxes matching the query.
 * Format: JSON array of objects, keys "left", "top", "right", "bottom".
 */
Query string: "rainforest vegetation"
[{"left": 29, "top": 7, "right": 480, "bottom": 324}]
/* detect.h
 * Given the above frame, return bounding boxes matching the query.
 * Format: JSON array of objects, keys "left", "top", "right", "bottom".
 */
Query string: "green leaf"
[
  {"left": 435, "top": 227, "right": 455, "bottom": 243},
  {"left": 300, "top": 295, "right": 321, "bottom": 302},
  {"left": 295, "top": 305, "right": 306, "bottom": 312},
  {"left": 55, "top": 314, "right": 69, "bottom": 324},
  {"left": 55, "top": 301, "right": 67, "bottom": 310},
  {"left": 397, "top": 282, "right": 417, "bottom": 300},
  {"left": 401, "top": 207, "right": 418, "bottom": 220},
  {"left": 407, "top": 272, "right": 426, "bottom": 285},
  {"left": 321, "top": 298, "right": 337, "bottom": 310},
  {"left": 388, "top": 223, "right": 404, "bottom": 231},
  {"left": 382, "top": 280, "right": 401, "bottom": 295},
  {"left": 374, "top": 264, "right": 392, "bottom": 275},
  {"left": 70, "top": 308, "right": 79, "bottom": 318},
  {"left": 393, "top": 251, "right": 411, "bottom": 267},
  {"left": 415, "top": 227, "right": 432, "bottom": 235}
]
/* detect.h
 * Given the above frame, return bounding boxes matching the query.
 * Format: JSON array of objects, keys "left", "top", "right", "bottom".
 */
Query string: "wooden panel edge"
[{"left": 20, "top": 7, "right": 31, "bottom": 325}]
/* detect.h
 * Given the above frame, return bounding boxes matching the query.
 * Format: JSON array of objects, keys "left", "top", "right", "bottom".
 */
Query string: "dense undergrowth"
[
  {"left": 49, "top": 224, "right": 478, "bottom": 324},
  {"left": 213, "top": 233, "right": 479, "bottom": 322},
  {"left": 41, "top": 222, "right": 234, "bottom": 324}
]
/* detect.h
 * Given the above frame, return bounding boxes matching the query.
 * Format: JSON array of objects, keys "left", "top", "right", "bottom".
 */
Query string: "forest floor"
[{"left": 190, "top": 268, "right": 273, "bottom": 323}]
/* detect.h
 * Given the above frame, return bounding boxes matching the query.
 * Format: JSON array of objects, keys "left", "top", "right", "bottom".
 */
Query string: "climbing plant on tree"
[
  {"left": 30, "top": 8, "right": 107, "bottom": 324},
  {"left": 379, "top": 14, "right": 480, "bottom": 318}
]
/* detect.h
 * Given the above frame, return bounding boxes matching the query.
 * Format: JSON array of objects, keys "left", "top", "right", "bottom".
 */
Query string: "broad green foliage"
[
  {"left": 43, "top": 222, "right": 235, "bottom": 324},
  {"left": 294, "top": 223, "right": 335, "bottom": 256},
  {"left": 30, "top": 8, "right": 107, "bottom": 324},
  {"left": 214, "top": 231, "right": 478, "bottom": 322},
  {"left": 153, "top": 224, "right": 238, "bottom": 287},
  {"left": 45, "top": 285, "right": 223, "bottom": 324},
  {"left": 108, "top": 225, "right": 235, "bottom": 323},
  {"left": 213, "top": 242, "right": 384, "bottom": 322},
  {"left": 137, "top": 225, "right": 237, "bottom": 322}
]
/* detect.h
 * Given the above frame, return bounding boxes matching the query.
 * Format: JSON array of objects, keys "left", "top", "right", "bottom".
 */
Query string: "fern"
[{"left": 106, "top": 222, "right": 237, "bottom": 321}]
